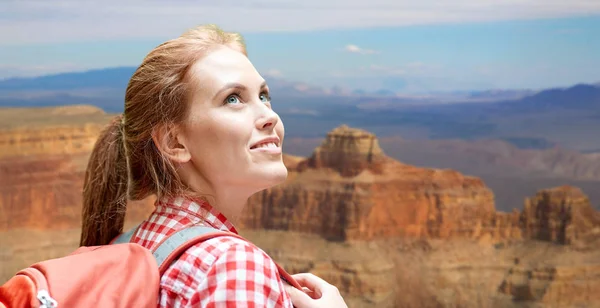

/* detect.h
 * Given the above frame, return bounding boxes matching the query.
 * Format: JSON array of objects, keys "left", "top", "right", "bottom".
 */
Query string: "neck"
[
  {"left": 201, "top": 185, "right": 254, "bottom": 226},
  {"left": 180, "top": 170, "right": 257, "bottom": 226}
]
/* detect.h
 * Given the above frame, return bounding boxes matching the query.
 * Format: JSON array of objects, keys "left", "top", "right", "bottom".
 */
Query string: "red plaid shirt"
[{"left": 131, "top": 196, "right": 294, "bottom": 307}]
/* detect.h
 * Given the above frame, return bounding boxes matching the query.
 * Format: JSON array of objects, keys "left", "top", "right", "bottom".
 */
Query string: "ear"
[{"left": 151, "top": 123, "right": 191, "bottom": 164}]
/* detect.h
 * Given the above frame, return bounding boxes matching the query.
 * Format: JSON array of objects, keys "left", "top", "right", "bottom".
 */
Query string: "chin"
[{"left": 252, "top": 162, "right": 288, "bottom": 191}]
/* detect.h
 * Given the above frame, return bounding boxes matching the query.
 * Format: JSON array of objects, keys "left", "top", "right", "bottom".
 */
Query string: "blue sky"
[{"left": 1, "top": 1, "right": 600, "bottom": 93}]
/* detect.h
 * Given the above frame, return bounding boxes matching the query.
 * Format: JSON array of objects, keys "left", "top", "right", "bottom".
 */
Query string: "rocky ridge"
[
  {"left": 0, "top": 105, "right": 113, "bottom": 158},
  {"left": 521, "top": 185, "right": 600, "bottom": 245},
  {"left": 296, "top": 124, "right": 387, "bottom": 177},
  {"left": 0, "top": 105, "right": 151, "bottom": 231},
  {"left": 242, "top": 125, "right": 599, "bottom": 245}
]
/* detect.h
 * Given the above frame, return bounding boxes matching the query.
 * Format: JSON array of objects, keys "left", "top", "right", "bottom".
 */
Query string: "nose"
[{"left": 255, "top": 104, "right": 279, "bottom": 130}]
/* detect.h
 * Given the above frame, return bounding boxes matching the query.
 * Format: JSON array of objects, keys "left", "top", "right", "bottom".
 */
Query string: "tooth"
[{"left": 252, "top": 142, "right": 278, "bottom": 149}]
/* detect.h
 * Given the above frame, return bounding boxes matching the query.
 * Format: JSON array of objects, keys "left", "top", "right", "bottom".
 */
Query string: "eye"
[
  {"left": 225, "top": 94, "right": 241, "bottom": 105},
  {"left": 259, "top": 92, "right": 271, "bottom": 103}
]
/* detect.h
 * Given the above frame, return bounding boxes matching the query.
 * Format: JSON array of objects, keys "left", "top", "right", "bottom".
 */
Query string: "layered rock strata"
[
  {"left": 243, "top": 126, "right": 599, "bottom": 246},
  {"left": 243, "top": 125, "right": 519, "bottom": 242},
  {"left": 520, "top": 185, "right": 600, "bottom": 244},
  {"left": 0, "top": 105, "right": 153, "bottom": 231}
]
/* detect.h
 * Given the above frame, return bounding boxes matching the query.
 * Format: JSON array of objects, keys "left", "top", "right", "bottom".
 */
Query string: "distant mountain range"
[
  {"left": 1, "top": 66, "right": 598, "bottom": 112},
  {"left": 0, "top": 67, "right": 136, "bottom": 91},
  {"left": 0, "top": 67, "right": 599, "bottom": 153},
  {"left": 467, "top": 88, "right": 537, "bottom": 101},
  {"left": 0, "top": 66, "right": 570, "bottom": 102}
]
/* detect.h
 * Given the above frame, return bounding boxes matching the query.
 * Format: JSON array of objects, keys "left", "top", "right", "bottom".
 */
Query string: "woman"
[{"left": 78, "top": 24, "right": 347, "bottom": 308}]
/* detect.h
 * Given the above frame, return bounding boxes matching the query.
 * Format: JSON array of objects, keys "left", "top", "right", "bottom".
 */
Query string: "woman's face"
[{"left": 177, "top": 46, "right": 287, "bottom": 194}]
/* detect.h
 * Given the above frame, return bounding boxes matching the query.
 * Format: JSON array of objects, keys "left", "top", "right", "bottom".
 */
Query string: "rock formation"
[
  {"left": 520, "top": 185, "right": 600, "bottom": 244},
  {"left": 243, "top": 125, "right": 599, "bottom": 247},
  {"left": 296, "top": 125, "right": 387, "bottom": 177},
  {"left": 499, "top": 263, "right": 600, "bottom": 306},
  {"left": 0, "top": 105, "right": 153, "bottom": 232},
  {"left": 242, "top": 125, "right": 520, "bottom": 242},
  {"left": 0, "top": 155, "right": 82, "bottom": 231},
  {"left": 0, "top": 105, "right": 112, "bottom": 158}
]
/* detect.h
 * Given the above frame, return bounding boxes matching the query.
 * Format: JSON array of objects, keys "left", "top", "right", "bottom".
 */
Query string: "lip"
[{"left": 249, "top": 136, "right": 282, "bottom": 154}]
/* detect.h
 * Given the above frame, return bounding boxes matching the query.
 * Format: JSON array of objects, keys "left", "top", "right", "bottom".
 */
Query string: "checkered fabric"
[{"left": 131, "top": 196, "right": 294, "bottom": 307}]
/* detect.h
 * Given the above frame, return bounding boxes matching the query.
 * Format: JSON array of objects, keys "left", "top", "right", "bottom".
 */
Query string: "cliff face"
[
  {"left": 297, "top": 125, "right": 387, "bottom": 177},
  {"left": 0, "top": 105, "right": 152, "bottom": 232},
  {"left": 0, "top": 125, "right": 105, "bottom": 158},
  {"left": 243, "top": 126, "right": 599, "bottom": 246},
  {"left": 242, "top": 125, "right": 517, "bottom": 242},
  {"left": 0, "top": 105, "right": 112, "bottom": 158},
  {"left": 520, "top": 185, "right": 600, "bottom": 244},
  {"left": 0, "top": 156, "right": 83, "bottom": 231}
]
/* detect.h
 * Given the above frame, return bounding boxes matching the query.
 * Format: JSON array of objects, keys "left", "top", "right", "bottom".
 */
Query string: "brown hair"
[{"left": 80, "top": 24, "right": 247, "bottom": 246}]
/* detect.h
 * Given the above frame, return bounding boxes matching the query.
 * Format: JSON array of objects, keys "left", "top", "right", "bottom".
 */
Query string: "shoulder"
[{"left": 159, "top": 234, "right": 293, "bottom": 307}]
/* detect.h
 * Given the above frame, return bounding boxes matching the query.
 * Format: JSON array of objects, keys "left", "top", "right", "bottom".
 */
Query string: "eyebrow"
[{"left": 213, "top": 81, "right": 268, "bottom": 100}]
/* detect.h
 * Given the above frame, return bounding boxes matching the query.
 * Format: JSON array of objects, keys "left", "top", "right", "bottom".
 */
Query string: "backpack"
[{"left": 0, "top": 224, "right": 302, "bottom": 308}]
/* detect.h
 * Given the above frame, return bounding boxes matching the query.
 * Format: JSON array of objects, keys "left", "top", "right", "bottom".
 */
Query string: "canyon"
[
  {"left": 282, "top": 136, "right": 600, "bottom": 213},
  {"left": 1, "top": 105, "right": 599, "bottom": 307},
  {"left": 241, "top": 125, "right": 600, "bottom": 307}
]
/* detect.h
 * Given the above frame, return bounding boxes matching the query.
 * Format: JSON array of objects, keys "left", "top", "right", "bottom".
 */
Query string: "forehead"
[{"left": 188, "top": 47, "right": 263, "bottom": 94}]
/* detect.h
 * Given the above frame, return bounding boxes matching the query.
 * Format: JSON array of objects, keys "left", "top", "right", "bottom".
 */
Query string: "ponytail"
[{"left": 80, "top": 114, "right": 129, "bottom": 246}]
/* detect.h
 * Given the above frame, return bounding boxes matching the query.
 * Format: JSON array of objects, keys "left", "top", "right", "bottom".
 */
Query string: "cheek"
[{"left": 209, "top": 113, "right": 252, "bottom": 150}]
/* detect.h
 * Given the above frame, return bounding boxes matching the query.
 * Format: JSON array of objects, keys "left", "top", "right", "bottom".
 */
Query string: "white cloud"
[
  {"left": 2, "top": 0, "right": 600, "bottom": 45},
  {"left": 344, "top": 44, "right": 379, "bottom": 55}
]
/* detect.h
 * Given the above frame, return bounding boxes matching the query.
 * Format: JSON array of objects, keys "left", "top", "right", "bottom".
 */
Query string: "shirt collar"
[{"left": 156, "top": 195, "right": 239, "bottom": 234}]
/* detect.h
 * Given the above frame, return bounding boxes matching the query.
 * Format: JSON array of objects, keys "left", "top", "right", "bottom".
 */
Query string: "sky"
[{"left": 1, "top": 0, "right": 600, "bottom": 93}]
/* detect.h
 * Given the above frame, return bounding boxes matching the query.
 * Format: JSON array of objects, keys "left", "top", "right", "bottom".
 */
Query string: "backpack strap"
[
  {"left": 152, "top": 225, "right": 228, "bottom": 275},
  {"left": 115, "top": 223, "right": 303, "bottom": 290},
  {"left": 111, "top": 225, "right": 139, "bottom": 244}
]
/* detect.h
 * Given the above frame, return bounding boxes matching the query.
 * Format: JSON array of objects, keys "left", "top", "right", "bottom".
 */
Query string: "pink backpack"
[{"left": 0, "top": 225, "right": 301, "bottom": 308}]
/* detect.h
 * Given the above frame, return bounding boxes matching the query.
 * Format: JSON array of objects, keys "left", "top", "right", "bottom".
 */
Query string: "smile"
[
  {"left": 251, "top": 142, "right": 279, "bottom": 149},
  {"left": 250, "top": 137, "right": 282, "bottom": 154}
]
